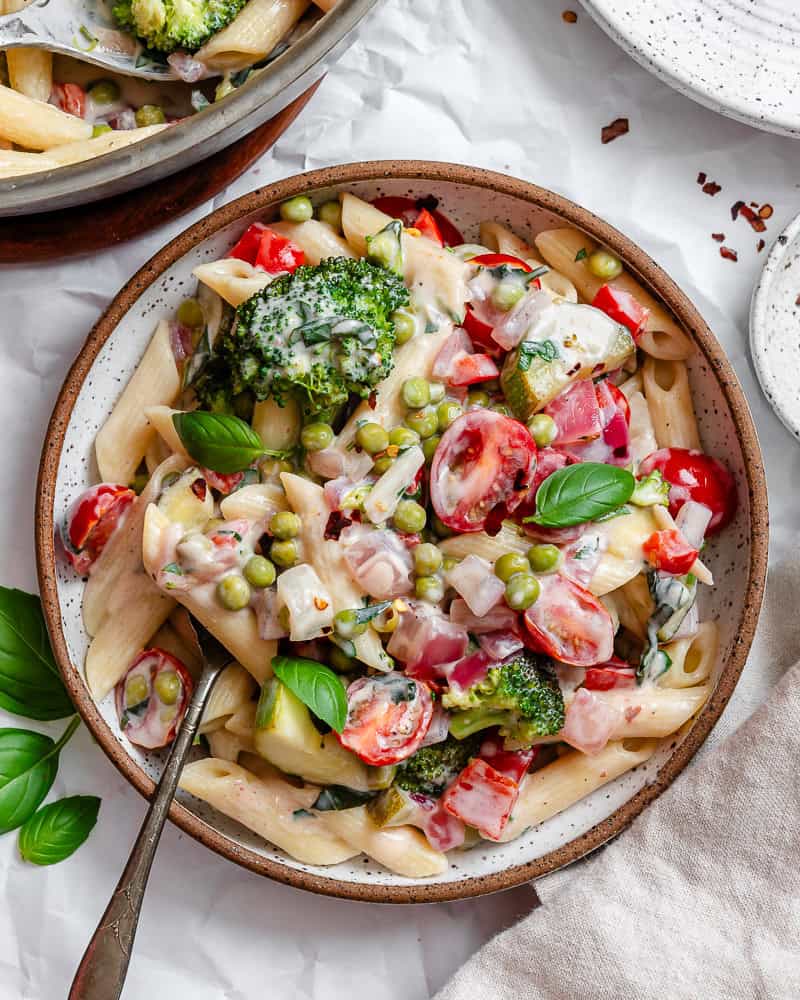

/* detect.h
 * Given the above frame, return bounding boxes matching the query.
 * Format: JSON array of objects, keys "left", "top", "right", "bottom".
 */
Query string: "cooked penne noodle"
[
  {"left": 195, "top": 0, "right": 310, "bottom": 72},
  {"left": 143, "top": 405, "right": 190, "bottom": 460},
  {"left": 206, "top": 728, "right": 253, "bottom": 761},
  {"left": 219, "top": 483, "right": 288, "bottom": 522},
  {"left": 251, "top": 396, "right": 300, "bottom": 451},
  {"left": 589, "top": 506, "right": 659, "bottom": 596},
  {"left": 179, "top": 757, "right": 358, "bottom": 865},
  {"left": 0, "top": 83, "right": 92, "bottom": 149},
  {"left": 193, "top": 258, "right": 273, "bottom": 307},
  {"left": 199, "top": 662, "right": 257, "bottom": 732},
  {"left": 7, "top": 49, "right": 53, "bottom": 103},
  {"left": 45, "top": 125, "right": 167, "bottom": 166},
  {"left": 270, "top": 219, "right": 356, "bottom": 263},
  {"left": 96, "top": 321, "right": 181, "bottom": 484},
  {"left": 440, "top": 520, "right": 529, "bottom": 562},
  {"left": 659, "top": 622, "right": 719, "bottom": 689},
  {"left": 534, "top": 227, "right": 694, "bottom": 359},
  {"left": 619, "top": 574, "right": 654, "bottom": 638},
  {"left": 592, "top": 685, "right": 711, "bottom": 739},
  {"left": 642, "top": 357, "right": 702, "bottom": 451},
  {"left": 479, "top": 220, "right": 578, "bottom": 301},
  {"left": 651, "top": 504, "right": 713, "bottom": 585},
  {"left": 0, "top": 148, "right": 57, "bottom": 178},
  {"left": 321, "top": 806, "right": 448, "bottom": 877}
]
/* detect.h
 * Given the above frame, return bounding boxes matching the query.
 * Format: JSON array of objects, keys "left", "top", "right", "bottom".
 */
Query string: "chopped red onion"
[
  {"left": 388, "top": 601, "right": 469, "bottom": 675},
  {"left": 675, "top": 501, "right": 712, "bottom": 550},
  {"left": 432, "top": 329, "right": 473, "bottom": 380},
  {"left": 477, "top": 629, "right": 523, "bottom": 660},
  {"left": 340, "top": 523, "right": 413, "bottom": 600},
  {"left": 561, "top": 688, "right": 621, "bottom": 755},
  {"left": 167, "top": 51, "right": 210, "bottom": 83},
  {"left": 444, "top": 553, "right": 504, "bottom": 616},
  {"left": 449, "top": 598, "right": 517, "bottom": 634}
]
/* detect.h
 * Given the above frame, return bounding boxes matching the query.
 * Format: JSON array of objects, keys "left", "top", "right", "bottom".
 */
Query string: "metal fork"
[{"left": 69, "top": 619, "right": 230, "bottom": 1000}]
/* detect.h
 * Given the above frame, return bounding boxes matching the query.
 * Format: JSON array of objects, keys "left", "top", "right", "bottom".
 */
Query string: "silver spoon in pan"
[
  {"left": 0, "top": 0, "right": 180, "bottom": 79},
  {"left": 69, "top": 617, "right": 230, "bottom": 1000}
]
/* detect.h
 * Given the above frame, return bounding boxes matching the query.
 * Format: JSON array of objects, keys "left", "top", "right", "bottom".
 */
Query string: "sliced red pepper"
[
  {"left": 592, "top": 284, "right": 649, "bottom": 337},
  {"left": 412, "top": 208, "right": 444, "bottom": 246},
  {"left": 371, "top": 196, "right": 464, "bottom": 246},
  {"left": 254, "top": 228, "right": 305, "bottom": 274},
  {"left": 643, "top": 529, "right": 698, "bottom": 576},
  {"left": 449, "top": 353, "right": 500, "bottom": 386},
  {"left": 441, "top": 757, "right": 519, "bottom": 841},
  {"left": 478, "top": 734, "right": 537, "bottom": 783},
  {"left": 462, "top": 305, "right": 498, "bottom": 352},
  {"left": 229, "top": 222, "right": 267, "bottom": 264},
  {"left": 583, "top": 657, "right": 637, "bottom": 691}
]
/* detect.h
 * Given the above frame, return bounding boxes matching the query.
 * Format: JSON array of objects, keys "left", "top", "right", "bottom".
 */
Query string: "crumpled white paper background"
[{"left": 1, "top": 1, "right": 800, "bottom": 996}]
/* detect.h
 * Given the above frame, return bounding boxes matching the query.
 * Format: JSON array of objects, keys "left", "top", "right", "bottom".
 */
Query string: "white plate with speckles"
[
  {"left": 580, "top": 0, "right": 800, "bottom": 137},
  {"left": 750, "top": 212, "right": 800, "bottom": 440},
  {"left": 36, "top": 162, "right": 767, "bottom": 902}
]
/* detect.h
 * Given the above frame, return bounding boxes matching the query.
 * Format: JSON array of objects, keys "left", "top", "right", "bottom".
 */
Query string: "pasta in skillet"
[
  {"left": 61, "top": 189, "right": 737, "bottom": 876},
  {"left": 0, "top": 0, "right": 332, "bottom": 178}
]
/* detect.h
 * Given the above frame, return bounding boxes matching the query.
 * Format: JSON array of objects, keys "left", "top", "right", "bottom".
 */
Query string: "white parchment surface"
[{"left": 1, "top": 1, "right": 800, "bottom": 996}]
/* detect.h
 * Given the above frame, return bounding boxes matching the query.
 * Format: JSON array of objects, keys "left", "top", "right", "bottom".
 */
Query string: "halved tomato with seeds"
[
  {"left": 523, "top": 574, "right": 614, "bottom": 666},
  {"left": 337, "top": 672, "right": 433, "bottom": 766},
  {"left": 61, "top": 483, "right": 135, "bottom": 575}
]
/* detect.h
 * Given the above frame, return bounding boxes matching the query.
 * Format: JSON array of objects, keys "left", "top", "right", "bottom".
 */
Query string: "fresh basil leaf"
[
  {"left": 0, "top": 729, "right": 58, "bottom": 833},
  {"left": 172, "top": 411, "right": 264, "bottom": 474},
  {"left": 0, "top": 587, "right": 74, "bottom": 721},
  {"left": 525, "top": 463, "right": 635, "bottom": 528},
  {"left": 18, "top": 794, "right": 100, "bottom": 866},
  {"left": 271, "top": 655, "right": 348, "bottom": 733},
  {"left": 312, "top": 786, "right": 376, "bottom": 811},
  {"left": 517, "top": 339, "right": 559, "bottom": 372}
]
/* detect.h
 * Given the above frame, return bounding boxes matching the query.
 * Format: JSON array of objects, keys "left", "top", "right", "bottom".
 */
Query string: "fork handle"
[{"left": 69, "top": 665, "right": 220, "bottom": 1000}]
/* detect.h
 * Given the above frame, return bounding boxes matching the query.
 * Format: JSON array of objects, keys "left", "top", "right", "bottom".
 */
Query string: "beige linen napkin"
[{"left": 435, "top": 659, "right": 800, "bottom": 1000}]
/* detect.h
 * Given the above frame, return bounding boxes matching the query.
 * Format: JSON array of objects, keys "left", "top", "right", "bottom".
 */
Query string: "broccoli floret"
[
  {"left": 395, "top": 734, "right": 482, "bottom": 798},
  {"left": 631, "top": 469, "right": 670, "bottom": 507},
  {"left": 443, "top": 652, "right": 565, "bottom": 745},
  {"left": 112, "top": 0, "right": 248, "bottom": 54},
  {"left": 196, "top": 257, "right": 409, "bottom": 423}
]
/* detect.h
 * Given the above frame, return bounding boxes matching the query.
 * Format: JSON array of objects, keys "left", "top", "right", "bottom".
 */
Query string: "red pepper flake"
[
  {"left": 702, "top": 181, "right": 722, "bottom": 196},
  {"left": 697, "top": 171, "right": 707, "bottom": 185},
  {"left": 795, "top": 294, "right": 800, "bottom": 307},
  {"left": 368, "top": 390, "right": 378, "bottom": 409},
  {"left": 720, "top": 246, "right": 738, "bottom": 262},
  {"left": 731, "top": 202, "right": 767, "bottom": 232},
  {"left": 624, "top": 705, "right": 642, "bottom": 723},
  {"left": 562, "top": 9, "right": 577, "bottom": 22},
  {"left": 759, "top": 203, "right": 774, "bottom": 219},
  {"left": 313, "top": 596, "right": 329, "bottom": 611},
  {"left": 757, "top": 239, "right": 765, "bottom": 253},
  {"left": 190, "top": 478, "right": 207, "bottom": 501},
  {"left": 711, "top": 232, "right": 725, "bottom": 242},
  {"left": 750, "top": 201, "right": 759, "bottom": 209},
  {"left": 324, "top": 510, "right": 352, "bottom": 540},
  {"left": 601, "top": 117, "right": 629, "bottom": 144}
]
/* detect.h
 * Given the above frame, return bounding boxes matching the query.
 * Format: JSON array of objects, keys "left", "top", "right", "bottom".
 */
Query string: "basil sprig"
[
  {"left": 19, "top": 795, "right": 100, "bottom": 866},
  {"left": 0, "top": 587, "right": 74, "bottom": 720},
  {"left": 172, "top": 411, "right": 265, "bottom": 474},
  {"left": 525, "top": 462, "right": 635, "bottom": 528},
  {"left": 271, "top": 655, "right": 348, "bottom": 733}
]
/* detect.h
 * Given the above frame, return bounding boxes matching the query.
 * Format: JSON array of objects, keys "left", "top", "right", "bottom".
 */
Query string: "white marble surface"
[{"left": 2, "top": 1, "right": 800, "bottom": 996}]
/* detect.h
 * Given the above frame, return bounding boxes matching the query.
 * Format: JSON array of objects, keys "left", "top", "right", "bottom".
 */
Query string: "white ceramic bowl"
[{"left": 36, "top": 162, "right": 768, "bottom": 902}]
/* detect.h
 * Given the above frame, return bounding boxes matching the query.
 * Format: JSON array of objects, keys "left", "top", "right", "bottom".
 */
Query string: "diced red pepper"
[
  {"left": 479, "top": 734, "right": 537, "bottom": 783},
  {"left": 643, "top": 529, "right": 698, "bottom": 576},
  {"left": 462, "top": 305, "right": 497, "bottom": 351},
  {"left": 592, "top": 284, "right": 649, "bottom": 337},
  {"left": 604, "top": 381, "right": 630, "bottom": 424},
  {"left": 449, "top": 353, "right": 500, "bottom": 386},
  {"left": 442, "top": 757, "right": 519, "bottom": 841},
  {"left": 412, "top": 208, "right": 444, "bottom": 246},
  {"left": 470, "top": 253, "right": 532, "bottom": 272},
  {"left": 371, "top": 196, "right": 464, "bottom": 246},
  {"left": 229, "top": 223, "right": 305, "bottom": 273},
  {"left": 53, "top": 83, "right": 86, "bottom": 119},
  {"left": 583, "top": 657, "right": 637, "bottom": 691},
  {"left": 230, "top": 223, "right": 267, "bottom": 264}
]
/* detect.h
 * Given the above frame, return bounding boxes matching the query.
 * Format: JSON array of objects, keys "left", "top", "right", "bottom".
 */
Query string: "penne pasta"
[
  {"left": 195, "top": 0, "right": 310, "bottom": 72},
  {"left": 199, "top": 662, "right": 257, "bottom": 732},
  {"left": 642, "top": 357, "right": 702, "bottom": 451},
  {"left": 219, "top": 482, "right": 288, "bottom": 522},
  {"left": 534, "top": 227, "right": 694, "bottom": 359},
  {"left": 143, "top": 405, "right": 190, "bottom": 460},
  {"left": 44, "top": 125, "right": 167, "bottom": 166},
  {"left": 206, "top": 727, "right": 253, "bottom": 761},
  {"left": 192, "top": 258, "right": 273, "bottom": 307},
  {"left": 96, "top": 321, "right": 181, "bottom": 485},
  {"left": 251, "top": 395, "right": 300, "bottom": 452},
  {"left": 591, "top": 685, "right": 711, "bottom": 739},
  {"left": 589, "top": 506, "right": 659, "bottom": 597},
  {"left": 0, "top": 83, "right": 92, "bottom": 149},
  {"left": 321, "top": 806, "right": 448, "bottom": 878},
  {"left": 479, "top": 220, "right": 577, "bottom": 302},
  {"left": 659, "top": 622, "right": 719, "bottom": 689},
  {"left": 270, "top": 219, "right": 356, "bottom": 264},
  {"left": 7, "top": 49, "right": 53, "bottom": 103},
  {"left": 439, "top": 520, "right": 529, "bottom": 563}
]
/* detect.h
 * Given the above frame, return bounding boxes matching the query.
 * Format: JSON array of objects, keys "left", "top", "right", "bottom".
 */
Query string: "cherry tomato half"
[
  {"left": 591, "top": 284, "right": 649, "bottom": 337},
  {"left": 430, "top": 410, "right": 536, "bottom": 532},
  {"left": 62, "top": 483, "right": 135, "bottom": 575},
  {"left": 643, "top": 528, "right": 698, "bottom": 576},
  {"left": 337, "top": 672, "right": 433, "bottom": 766},
  {"left": 583, "top": 657, "right": 637, "bottom": 691},
  {"left": 229, "top": 223, "right": 305, "bottom": 273},
  {"left": 413, "top": 208, "right": 444, "bottom": 246},
  {"left": 371, "top": 196, "right": 464, "bottom": 246},
  {"left": 523, "top": 574, "right": 614, "bottom": 666},
  {"left": 115, "top": 648, "right": 194, "bottom": 749},
  {"left": 638, "top": 447, "right": 737, "bottom": 535}
]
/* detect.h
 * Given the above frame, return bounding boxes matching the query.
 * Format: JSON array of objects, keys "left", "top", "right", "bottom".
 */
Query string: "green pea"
[
  {"left": 505, "top": 573, "right": 540, "bottom": 611},
  {"left": 356, "top": 422, "right": 389, "bottom": 455},
  {"left": 301, "top": 422, "right": 334, "bottom": 452},
  {"left": 422, "top": 434, "right": 441, "bottom": 463},
  {"left": 329, "top": 644, "right": 355, "bottom": 673},
  {"left": 270, "top": 539, "right": 298, "bottom": 568},
  {"left": 244, "top": 555, "right": 276, "bottom": 588},
  {"left": 280, "top": 195, "right": 314, "bottom": 223},
  {"left": 392, "top": 308, "right": 417, "bottom": 344},
  {"left": 405, "top": 406, "right": 439, "bottom": 439},
  {"left": 217, "top": 575, "right": 251, "bottom": 611},
  {"left": 428, "top": 382, "right": 446, "bottom": 404},
  {"left": 89, "top": 79, "right": 121, "bottom": 105},
  {"left": 437, "top": 400, "right": 462, "bottom": 432},
  {"left": 177, "top": 297, "right": 204, "bottom": 328},
  {"left": 389, "top": 426, "right": 420, "bottom": 449},
  {"left": 414, "top": 542, "right": 442, "bottom": 576},
  {"left": 270, "top": 511, "right": 300, "bottom": 539},
  {"left": 334, "top": 609, "right": 368, "bottom": 639},
  {"left": 466, "top": 390, "right": 490, "bottom": 409},
  {"left": 154, "top": 670, "right": 181, "bottom": 705},
  {"left": 135, "top": 104, "right": 166, "bottom": 127},
  {"left": 372, "top": 454, "right": 395, "bottom": 475},
  {"left": 527, "top": 543, "right": 561, "bottom": 574},
  {"left": 125, "top": 674, "right": 149, "bottom": 708},
  {"left": 588, "top": 249, "right": 623, "bottom": 281},
  {"left": 318, "top": 200, "right": 342, "bottom": 230},
  {"left": 494, "top": 552, "right": 530, "bottom": 582},
  {"left": 402, "top": 377, "right": 431, "bottom": 409},
  {"left": 394, "top": 499, "right": 427, "bottom": 534},
  {"left": 432, "top": 514, "right": 453, "bottom": 538},
  {"left": 92, "top": 123, "right": 112, "bottom": 137},
  {"left": 415, "top": 575, "right": 445, "bottom": 603},
  {"left": 491, "top": 403, "right": 511, "bottom": 416},
  {"left": 528, "top": 413, "right": 557, "bottom": 448},
  {"left": 492, "top": 280, "right": 525, "bottom": 311}
]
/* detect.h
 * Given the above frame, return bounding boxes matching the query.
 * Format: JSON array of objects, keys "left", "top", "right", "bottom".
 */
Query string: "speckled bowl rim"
[
  {"left": 749, "top": 213, "right": 800, "bottom": 442},
  {"left": 579, "top": 0, "right": 800, "bottom": 138},
  {"left": 36, "top": 161, "right": 769, "bottom": 904}
]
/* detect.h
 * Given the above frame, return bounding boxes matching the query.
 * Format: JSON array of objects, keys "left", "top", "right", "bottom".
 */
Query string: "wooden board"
[{"left": 0, "top": 81, "right": 320, "bottom": 262}]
